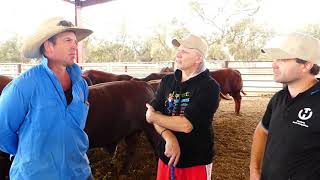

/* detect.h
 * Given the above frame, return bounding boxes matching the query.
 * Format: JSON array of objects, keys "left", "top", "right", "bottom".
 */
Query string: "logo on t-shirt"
[
  {"left": 165, "top": 91, "right": 190, "bottom": 116},
  {"left": 292, "top": 107, "right": 313, "bottom": 128}
]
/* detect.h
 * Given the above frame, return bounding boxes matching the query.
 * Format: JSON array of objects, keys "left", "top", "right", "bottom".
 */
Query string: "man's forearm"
[
  {"left": 151, "top": 112, "right": 193, "bottom": 133},
  {"left": 250, "top": 122, "right": 268, "bottom": 174},
  {"left": 153, "top": 123, "right": 166, "bottom": 135},
  {"left": 154, "top": 124, "right": 176, "bottom": 141}
]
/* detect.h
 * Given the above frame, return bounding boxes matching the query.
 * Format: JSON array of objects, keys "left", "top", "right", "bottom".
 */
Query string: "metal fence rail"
[{"left": 0, "top": 61, "right": 280, "bottom": 96}]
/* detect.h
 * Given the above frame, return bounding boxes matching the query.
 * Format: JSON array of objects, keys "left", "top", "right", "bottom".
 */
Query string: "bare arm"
[
  {"left": 249, "top": 122, "right": 268, "bottom": 180},
  {"left": 146, "top": 103, "right": 193, "bottom": 133},
  {"left": 153, "top": 124, "right": 180, "bottom": 166}
]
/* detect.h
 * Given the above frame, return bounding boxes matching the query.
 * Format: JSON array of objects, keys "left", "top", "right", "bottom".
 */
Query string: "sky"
[{"left": 1, "top": 0, "right": 320, "bottom": 42}]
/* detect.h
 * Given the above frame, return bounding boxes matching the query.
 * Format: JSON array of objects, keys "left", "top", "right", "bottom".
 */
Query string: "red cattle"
[
  {"left": 146, "top": 79, "right": 162, "bottom": 92},
  {"left": 136, "top": 73, "right": 168, "bottom": 82},
  {"left": 0, "top": 75, "right": 13, "bottom": 95},
  {"left": 159, "top": 66, "right": 174, "bottom": 74},
  {"left": 210, "top": 68, "right": 246, "bottom": 115},
  {"left": 83, "top": 69, "right": 169, "bottom": 84},
  {"left": 82, "top": 70, "right": 133, "bottom": 85},
  {"left": 0, "top": 152, "right": 10, "bottom": 180},
  {"left": 86, "top": 81, "right": 159, "bottom": 176},
  {"left": 82, "top": 75, "right": 93, "bottom": 86},
  {"left": 0, "top": 75, "right": 13, "bottom": 180}
]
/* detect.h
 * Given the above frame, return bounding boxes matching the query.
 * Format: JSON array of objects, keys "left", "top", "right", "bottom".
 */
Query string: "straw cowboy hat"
[
  {"left": 261, "top": 32, "right": 320, "bottom": 64},
  {"left": 22, "top": 17, "right": 93, "bottom": 59}
]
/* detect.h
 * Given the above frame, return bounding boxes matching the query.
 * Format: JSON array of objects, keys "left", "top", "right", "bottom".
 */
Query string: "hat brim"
[
  {"left": 172, "top": 39, "right": 197, "bottom": 50},
  {"left": 261, "top": 48, "right": 296, "bottom": 60},
  {"left": 23, "top": 27, "right": 93, "bottom": 59},
  {"left": 172, "top": 36, "right": 207, "bottom": 56}
]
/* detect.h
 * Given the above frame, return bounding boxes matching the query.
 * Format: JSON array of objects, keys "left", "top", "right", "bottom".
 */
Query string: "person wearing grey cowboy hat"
[
  {"left": 250, "top": 32, "right": 320, "bottom": 180},
  {"left": 146, "top": 34, "right": 220, "bottom": 179},
  {"left": 0, "top": 17, "right": 94, "bottom": 180}
]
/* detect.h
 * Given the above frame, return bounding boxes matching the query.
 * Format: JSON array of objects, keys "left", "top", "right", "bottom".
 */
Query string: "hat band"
[{"left": 57, "top": 20, "right": 74, "bottom": 27}]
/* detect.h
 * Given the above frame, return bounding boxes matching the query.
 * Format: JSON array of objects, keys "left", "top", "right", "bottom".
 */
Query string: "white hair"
[{"left": 190, "top": 54, "right": 206, "bottom": 78}]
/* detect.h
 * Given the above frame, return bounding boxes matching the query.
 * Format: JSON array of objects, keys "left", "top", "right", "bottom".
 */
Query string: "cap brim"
[{"left": 261, "top": 48, "right": 295, "bottom": 60}]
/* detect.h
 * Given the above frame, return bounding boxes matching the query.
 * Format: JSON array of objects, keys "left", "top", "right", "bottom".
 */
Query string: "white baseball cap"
[{"left": 261, "top": 32, "right": 320, "bottom": 64}]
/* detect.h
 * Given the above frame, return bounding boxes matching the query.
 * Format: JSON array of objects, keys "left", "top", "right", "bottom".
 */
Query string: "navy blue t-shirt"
[{"left": 261, "top": 82, "right": 320, "bottom": 180}]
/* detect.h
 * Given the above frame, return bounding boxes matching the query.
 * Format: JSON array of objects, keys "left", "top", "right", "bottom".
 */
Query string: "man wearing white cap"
[
  {"left": 146, "top": 34, "right": 220, "bottom": 179},
  {"left": 250, "top": 32, "right": 320, "bottom": 180},
  {"left": 0, "top": 17, "right": 93, "bottom": 179}
]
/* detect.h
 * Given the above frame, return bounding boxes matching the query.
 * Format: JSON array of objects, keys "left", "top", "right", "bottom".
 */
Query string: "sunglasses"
[{"left": 57, "top": 20, "right": 74, "bottom": 27}]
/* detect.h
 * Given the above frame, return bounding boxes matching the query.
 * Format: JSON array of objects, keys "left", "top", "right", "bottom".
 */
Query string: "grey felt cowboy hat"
[{"left": 22, "top": 17, "right": 93, "bottom": 59}]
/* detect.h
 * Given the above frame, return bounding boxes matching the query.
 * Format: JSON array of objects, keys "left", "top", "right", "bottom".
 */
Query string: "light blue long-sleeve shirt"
[{"left": 0, "top": 56, "right": 91, "bottom": 180}]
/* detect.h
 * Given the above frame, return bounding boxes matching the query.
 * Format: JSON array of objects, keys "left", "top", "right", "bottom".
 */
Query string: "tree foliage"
[
  {"left": 85, "top": 38, "right": 135, "bottom": 62},
  {"left": 4, "top": 1, "right": 320, "bottom": 63},
  {"left": 189, "top": 0, "right": 273, "bottom": 61},
  {"left": 298, "top": 24, "right": 320, "bottom": 39},
  {"left": 0, "top": 34, "right": 24, "bottom": 63}
]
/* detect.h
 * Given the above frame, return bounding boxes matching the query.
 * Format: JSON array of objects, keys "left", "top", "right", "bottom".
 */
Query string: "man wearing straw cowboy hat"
[
  {"left": 0, "top": 17, "right": 93, "bottom": 179},
  {"left": 250, "top": 32, "right": 320, "bottom": 180}
]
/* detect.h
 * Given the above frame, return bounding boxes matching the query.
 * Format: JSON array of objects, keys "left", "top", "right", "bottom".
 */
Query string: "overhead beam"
[
  {"left": 63, "top": 0, "right": 114, "bottom": 7},
  {"left": 63, "top": 0, "right": 115, "bottom": 63}
]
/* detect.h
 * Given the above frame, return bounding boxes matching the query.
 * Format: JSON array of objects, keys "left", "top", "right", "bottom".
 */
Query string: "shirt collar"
[{"left": 40, "top": 55, "right": 82, "bottom": 83}]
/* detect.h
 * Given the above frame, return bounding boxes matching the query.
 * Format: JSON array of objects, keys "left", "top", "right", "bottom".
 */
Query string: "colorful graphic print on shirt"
[{"left": 165, "top": 91, "right": 190, "bottom": 116}]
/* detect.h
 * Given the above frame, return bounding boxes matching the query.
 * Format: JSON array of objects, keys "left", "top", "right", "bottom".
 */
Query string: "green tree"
[
  {"left": 131, "top": 38, "right": 152, "bottom": 62},
  {"left": 0, "top": 34, "right": 24, "bottom": 63},
  {"left": 189, "top": 0, "right": 273, "bottom": 61},
  {"left": 85, "top": 38, "right": 135, "bottom": 63},
  {"left": 224, "top": 18, "right": 273, "bottom": 60},
  {"left": 298, "top": 24, "right": 320, "bottom": 39}
]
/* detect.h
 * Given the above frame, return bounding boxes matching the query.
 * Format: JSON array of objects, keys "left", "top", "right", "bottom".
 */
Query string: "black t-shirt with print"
[
  {"left": 150, "top": 69, "right": 220, "bottom": 168},
  {"left": 261, "top": 82, "right": 320, "bottom": 180}
]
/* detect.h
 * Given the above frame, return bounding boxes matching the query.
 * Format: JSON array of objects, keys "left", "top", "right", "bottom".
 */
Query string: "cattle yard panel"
[
  {"left": 0, "top": 61, "right": 285, "bottom": 97},
  {"left": 224, "top": 61, "right": 281, "bottom": 97}
]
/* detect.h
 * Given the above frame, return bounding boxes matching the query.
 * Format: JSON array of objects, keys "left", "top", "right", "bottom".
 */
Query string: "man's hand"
[
  {"left": 163, "top": 132, "right": 180, "bottom": 167},
  {"left": 146, "top": 103, "right": 155, "bottom": 123}
]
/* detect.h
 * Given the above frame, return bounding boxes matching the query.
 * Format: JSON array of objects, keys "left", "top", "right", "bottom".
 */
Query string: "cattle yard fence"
[{"left": 0, "top": 61, "right": 282, "bottom": 97}]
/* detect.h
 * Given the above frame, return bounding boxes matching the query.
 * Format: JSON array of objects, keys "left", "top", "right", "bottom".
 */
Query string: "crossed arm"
[{"left": 145, "top": 103, "right": 193, "bottom": 166}]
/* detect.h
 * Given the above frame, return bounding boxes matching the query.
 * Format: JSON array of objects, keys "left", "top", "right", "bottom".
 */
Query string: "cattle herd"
[{"left": 0, "top": 67, "right": 245, "bottom": 179}]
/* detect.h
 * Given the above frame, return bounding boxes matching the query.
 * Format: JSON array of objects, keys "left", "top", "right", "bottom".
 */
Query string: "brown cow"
[
  {"left": 210, "top": 68, "right": 246, "bottom": 115},
  {"left": 146, "top": 79, "right": 162, "bottom": 92},
  {"left": 137, "top": 73, "right": 168, "bottom": 82},
  {"left": 83, "top": 70, "right": 168, "bottom": 83},
  {"left": 0, "top": 75, "right": 13, "bottom": 180},
  {"left": 160, "top": 66, "right": 174, "bottom": 74},
  {"left": 82, "top": 70, "right": 133, "bottom": 85},
  {"left": 86, "top": 81, "right": 159, "bottom": 176},
  {"left": 0, "top": 75, "right": 13, "bottom": 95},
  {"left": 0, "top": 151, "right": 10, "bottom": 180}
]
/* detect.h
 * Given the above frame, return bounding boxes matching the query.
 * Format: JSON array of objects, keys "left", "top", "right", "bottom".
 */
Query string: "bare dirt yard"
[{"left": 88, "top": 96, "right": 271, "bottom": 180}]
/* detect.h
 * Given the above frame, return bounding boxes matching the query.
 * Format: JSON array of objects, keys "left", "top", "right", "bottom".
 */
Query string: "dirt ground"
[{"left": 88, "top": 96, "right": 271, "bottom": 180}]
